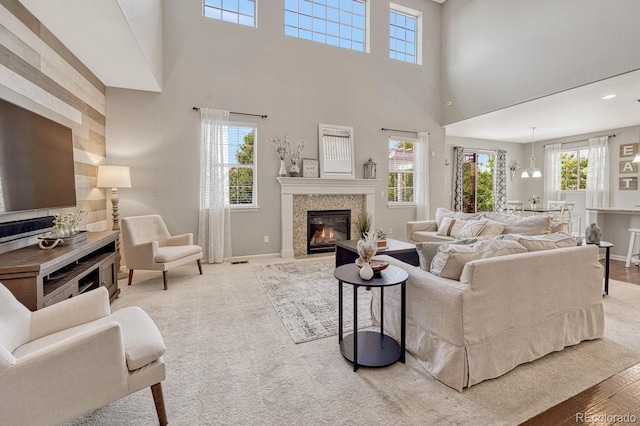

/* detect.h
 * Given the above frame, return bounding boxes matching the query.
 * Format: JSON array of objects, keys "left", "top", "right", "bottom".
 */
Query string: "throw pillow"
[
  {"left": 455, "top": 219, "right": 488, "bottom": 239},
  {"left": 415, "top": 238, "right": 478, "bottom": 271},
  {"left": 500, "top": 232, "right": 576, "bottom": 251},
  {"left": 476, "top": 219, "right": 506, "bottom": 239},
  {"left": 484, "top": 212, "right": 552, "bottom": 235},
  {"left": 430, "top": 239, "right": 527, "bottom": 280},
  {"left": 436, "top": 217, "right": 468, "bottom": 237},
  {"left": 435, "top": 207, "right": 484, "bottom": 229}
]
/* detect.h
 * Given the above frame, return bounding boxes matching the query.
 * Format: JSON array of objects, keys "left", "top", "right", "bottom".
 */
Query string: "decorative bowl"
[{"left": 355, "top": 257, "right": 390, "bottom": 272}]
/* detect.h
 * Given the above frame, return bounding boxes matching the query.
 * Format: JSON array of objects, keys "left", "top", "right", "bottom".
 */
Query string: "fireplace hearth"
[{"left": 307, "top": 210, "right": 351, "bottom": 254}]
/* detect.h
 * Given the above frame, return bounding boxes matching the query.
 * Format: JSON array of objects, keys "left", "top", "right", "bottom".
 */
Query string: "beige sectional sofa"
[
  {"left": 371, "top": 241, "right": 605, "bottom": 391},
  {"left": 407, "top": 207, "right": 559, "bottom": 243}
]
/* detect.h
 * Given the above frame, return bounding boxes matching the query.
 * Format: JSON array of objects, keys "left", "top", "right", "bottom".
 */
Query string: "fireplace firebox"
[{"left": 307, "top": 210, "right": 351, "bottom": 254}]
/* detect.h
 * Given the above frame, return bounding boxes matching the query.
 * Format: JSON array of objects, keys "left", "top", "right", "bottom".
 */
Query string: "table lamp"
[{"left": 97, "top": 165, "right": 131, "bottom": 277}]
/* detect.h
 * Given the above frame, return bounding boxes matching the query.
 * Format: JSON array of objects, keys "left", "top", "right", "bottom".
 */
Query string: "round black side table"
[
  {"left": 582, "top": 240, "right": 613, "bottom": 296},
  {"left": 334, "top": 263, "right": 409, "bottom": 372}
]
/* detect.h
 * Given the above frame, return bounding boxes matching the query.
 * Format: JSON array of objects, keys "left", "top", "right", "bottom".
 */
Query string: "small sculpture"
[{"left": 585, "top": 223, "right": 602, "bottom": 244}]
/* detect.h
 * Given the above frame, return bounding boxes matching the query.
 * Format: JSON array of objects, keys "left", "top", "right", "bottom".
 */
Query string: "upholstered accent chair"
[
  {"left": 0, "top": 284, "right": 167, "bottom": 426},
  {"left": 122, "top": 214, "right": 203, "bottom": 290}
]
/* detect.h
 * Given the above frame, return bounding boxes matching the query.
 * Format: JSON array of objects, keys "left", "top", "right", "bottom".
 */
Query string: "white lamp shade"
[
  {"left": 521, "top": 170, "right": 530, "bottom": 178},
  {"left": 97, "top": 165, "right": 131, "bottom": 188},
  {"left": 531, "top": 169, "right": 542, "bottom": 178}
]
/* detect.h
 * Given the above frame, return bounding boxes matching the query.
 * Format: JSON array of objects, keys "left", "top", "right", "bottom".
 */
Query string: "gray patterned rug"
[{"left": 252, "top": 257, "right": 372, "bottom": 343}]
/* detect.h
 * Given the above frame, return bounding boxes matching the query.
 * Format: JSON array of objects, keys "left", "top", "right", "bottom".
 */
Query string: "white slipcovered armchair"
[
  {"left": 122, "top": 214, "right": 203, "bottom": 290},
  {"left": 0, "top": 284, "right": 167, "bottom": 426}
]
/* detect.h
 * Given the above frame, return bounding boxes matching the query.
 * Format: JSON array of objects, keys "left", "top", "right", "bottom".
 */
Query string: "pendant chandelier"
[{"left": 521, "top": 127, "right": 542, "bottom": 178}]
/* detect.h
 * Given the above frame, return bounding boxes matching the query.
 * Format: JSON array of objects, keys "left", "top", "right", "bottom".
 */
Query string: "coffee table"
[
  {"left": 334, "top": 263, "right": 408, "bottom": 372},
  {"left": 335, "top": 238, "right": 418, "bottom": 268}
]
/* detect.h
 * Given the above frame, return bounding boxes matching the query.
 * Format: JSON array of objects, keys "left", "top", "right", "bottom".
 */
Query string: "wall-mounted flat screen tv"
[{"left": 0, "top": 98, "right": 76, "bottom": 214}]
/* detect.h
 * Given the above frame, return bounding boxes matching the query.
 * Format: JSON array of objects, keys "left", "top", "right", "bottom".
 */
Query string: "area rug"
[
  {"left": 252, "top": 257, "right": 372, "bottom": 343},
  {"left": 64, "top": 269, "right": 640, "bottom": 425}
]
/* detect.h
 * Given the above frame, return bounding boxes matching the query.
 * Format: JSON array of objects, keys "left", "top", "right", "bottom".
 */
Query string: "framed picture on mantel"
[{"left": 302, "top": 158, "right": 319, "bottom": 178}]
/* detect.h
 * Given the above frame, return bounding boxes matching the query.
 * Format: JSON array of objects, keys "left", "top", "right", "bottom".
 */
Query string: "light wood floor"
[{"left": 521, "top": 259, "right": 640, "bottom": 425}]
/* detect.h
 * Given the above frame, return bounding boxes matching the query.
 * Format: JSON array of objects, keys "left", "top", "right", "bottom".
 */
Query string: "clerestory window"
[
  {"left": 389, "top": 4, "right": 421, "bottom": 64},
  {"left": 284, "top": 0, "right": 368, "bottom": 52},
  {"left": 204, "top": 0, "right": 256, "bottom": 27}
]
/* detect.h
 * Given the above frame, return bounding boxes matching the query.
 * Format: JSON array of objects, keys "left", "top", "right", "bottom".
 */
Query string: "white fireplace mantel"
[{"left": 277, "top": 177, "right": 378, "bottom": 258}]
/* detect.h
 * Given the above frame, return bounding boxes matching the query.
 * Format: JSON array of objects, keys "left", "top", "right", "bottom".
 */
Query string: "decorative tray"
[
  {"left": 355, "top": 257, "right": 390, "bottom": 272},
  {"left": 38, "top": 230, "right": 88, "bottom": 247}
]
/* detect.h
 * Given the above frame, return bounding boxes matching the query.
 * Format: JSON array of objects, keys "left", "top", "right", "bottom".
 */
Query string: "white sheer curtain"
[
  {"left": 198, "top": 108, "right": 232, "bottom": 263},
  {"left": 586, "top": 136, "right": 610, "bottom": 208},
  {"left": 543, "top": 143, "right": 562, "bottom": 205},
  {"left": 414, "top": 132, "right": 430, "bottom": 220}
]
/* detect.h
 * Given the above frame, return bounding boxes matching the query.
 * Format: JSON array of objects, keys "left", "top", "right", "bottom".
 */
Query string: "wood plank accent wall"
[{"left": 0, "top": 0, "right": 107, "bottom": 250}]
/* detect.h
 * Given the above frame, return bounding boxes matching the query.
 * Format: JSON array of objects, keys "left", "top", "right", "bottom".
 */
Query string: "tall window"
[
  {"left": 388, "top": 137, "right": 414, "bottom": 204},
  {"left": 204, "top": 0, "right": 256, "bottom": 27},
  {"left": 560, "top": 148, "right": 589, "bottom": 190},
  {"left": 389, "top": 4, "right": 421, "bottom": 64},
  {"left": 284, "top": 0, "right": 367, "bottom": 52},
  {"left": 227, "top": 124, "right": 257, "bottom": 206},
  {"left": 462, "top": 152, "right": 494, "bottom": 213}
]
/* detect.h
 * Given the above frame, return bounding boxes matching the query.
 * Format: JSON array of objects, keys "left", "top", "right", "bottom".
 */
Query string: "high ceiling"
[
  {"left": 19, "top": 0, "right": 162, "bottom": 92},
  {"left": 444, "top": 69, "right": 640, "bottom": 143},
  {"left": 18, "top": 1, "right": 639, "bottom": 144}
]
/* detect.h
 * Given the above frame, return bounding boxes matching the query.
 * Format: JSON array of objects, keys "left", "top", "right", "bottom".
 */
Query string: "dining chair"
[{"left": 506, "top": 200, "right": 524, "bottom": 216}]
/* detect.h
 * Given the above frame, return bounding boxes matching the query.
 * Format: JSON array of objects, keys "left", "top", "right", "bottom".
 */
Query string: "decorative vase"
[
  {"left": 289, "top": 162, "right": 300, "bottom": 177},
  {"left": 585, "top": 223, "right": 602, "bottom": 244},
  {"left": 530, "top": 203, "right": 537, "bottom": 210},
  {"left": 359, "top": 260, "right": 374, "bottom": 280},
  {"left": 278, "top": 159, "right": 288, "bottom": 177}
]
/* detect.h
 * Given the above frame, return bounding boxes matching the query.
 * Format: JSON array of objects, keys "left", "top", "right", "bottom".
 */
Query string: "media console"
[{"left": 0, "top": 231, "right": 119, "bottom": 310}]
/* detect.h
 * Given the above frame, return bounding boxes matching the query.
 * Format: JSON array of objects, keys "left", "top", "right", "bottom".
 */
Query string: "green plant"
[{"left": 355, "top": 212, "right": 372, "bottom": 239}]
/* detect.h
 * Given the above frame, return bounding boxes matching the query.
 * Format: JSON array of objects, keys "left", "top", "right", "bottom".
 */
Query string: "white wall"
[
  {"left": 441, "top": 0, "right": 640, "bottom": 125},
  {"left": 106, "top": 0, "right": 445, "bottom": 256}
]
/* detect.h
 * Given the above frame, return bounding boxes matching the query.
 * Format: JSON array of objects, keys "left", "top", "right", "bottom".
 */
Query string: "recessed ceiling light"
[{"left": 601, "top": 94, "right": 616, "bottom": 100}]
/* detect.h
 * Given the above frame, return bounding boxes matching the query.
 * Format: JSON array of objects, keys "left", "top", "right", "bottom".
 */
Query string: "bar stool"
[{"left": 625, "top": 228, "right": 640, "bottom": 268}]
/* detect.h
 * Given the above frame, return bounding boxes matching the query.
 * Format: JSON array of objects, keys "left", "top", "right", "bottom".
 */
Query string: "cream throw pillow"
[
  {"left": 500, "top": 232, "right": 576, "bottom": 251},
  {"left": 415, "top": 238, "right": 478, "bottom": 271},
  {"left": 435, "top": 207, "right": 484, "bottom": 229},
  {"left": 484, "top": 212, "right": 552, "bottom": 235},
  {"left": 455, "top": 219, "right": 488, "bottom": 239},
  {"left": 436, "top": 217, "right": 468, "bottom": 237},
  {"left": 430, "top": 239, "right": 527, "bottom": 280},
  {"left": 477, "top": 219, "right": 506, "bottom": 239}
]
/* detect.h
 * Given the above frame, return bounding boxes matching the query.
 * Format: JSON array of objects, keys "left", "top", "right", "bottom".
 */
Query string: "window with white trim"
[
  {"left": 388, "top": 137, "right": 414, "bottom": 204},
  {"left": 560, "top": 148, "right": 589, "bottom": 190},
  {"left": 389, "top": 4, "right": 421, "bottom": 64},
  {"left": 204, "top": 0, "right": 256, "bottom": 27},
  {"left": 284, "top": 0, "right": 368, "bottom": 52},
  {"left": 201, "top": 123, "right": 258, "bottom": 208},
  {"left": 228, "top": 124, "right": 257, "bottom": 206}
]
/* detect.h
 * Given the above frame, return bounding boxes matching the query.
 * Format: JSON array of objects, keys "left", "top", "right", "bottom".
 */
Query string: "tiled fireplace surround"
[{"left": 277, "top": 178, "right": 377, "bottom": 258}]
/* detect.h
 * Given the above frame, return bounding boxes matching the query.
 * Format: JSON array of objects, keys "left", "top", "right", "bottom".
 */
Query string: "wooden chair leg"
[
  {"left": 197, "top": 259, "right": 203, "bottom": 275},
  {"left": 128, "top": 269, "right": 134, "bottom": 286},
  {"left": 151, "top": 382, "right": 168, "bottom": 426},
  {"left": 162, "top": 271, "right": 168, "bottom": 290}
]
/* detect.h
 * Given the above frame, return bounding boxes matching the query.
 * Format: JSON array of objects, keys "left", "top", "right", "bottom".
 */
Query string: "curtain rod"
[
  {"left": 381, "top": 127, "right": 425, "bottom": 135},
  {"left": 543, "top": 133, "right": 615, "bottom": 147},
  {"left": 192, "top": 107, "right": 267, "bottom": 119}
]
